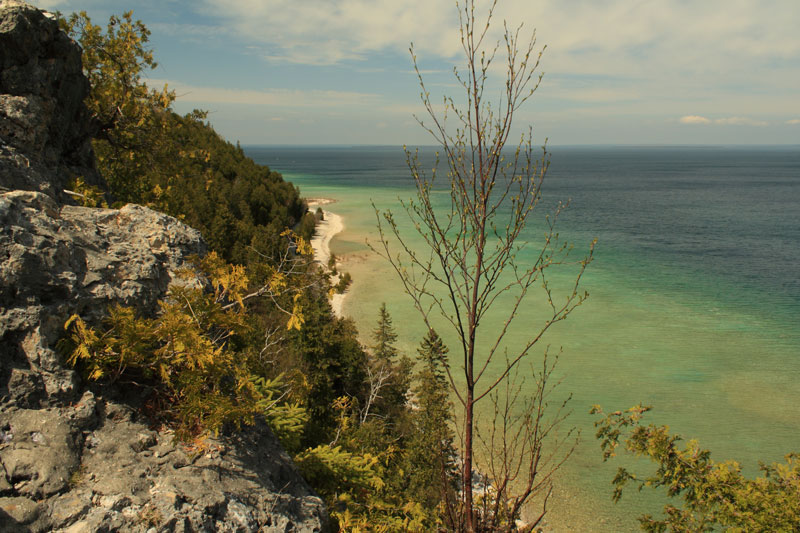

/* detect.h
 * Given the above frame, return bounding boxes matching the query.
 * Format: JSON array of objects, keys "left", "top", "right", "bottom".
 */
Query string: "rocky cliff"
[{"left": 0, "top": 2, "right": 327, "bottom": 531}]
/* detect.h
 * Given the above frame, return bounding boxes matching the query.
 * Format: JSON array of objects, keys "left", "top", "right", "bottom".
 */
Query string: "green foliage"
[
  {"left": 253, "top": 375, "right": 308, "bottom": 452},
  {"left": 65, "top": 176, "right": 108, "bottom": 207},
  {"left": 294, "top": 397, "right": 400, "bottom": 531},
  {"left": 61, "top": 11, "right": 169, "bottom": 132},
  {"left": 592, "top": 405, "right": 800, "bottom": 532},
  {"left": 286, "top": 291, "right": 368, "bottom": 442},
  {"left": 60, "top": 253, "right": 305, "bottom": 442},
  {"left": 334, "top": 272, "right": 352, "bottom": 294},
  {"left": 282, "top": 308, "right": 457, "bottom": 531},
  {"left": 62, "top": 12, "right": 309, "bottom": 264},
  {"left": 295, "top": 444, "right": 383, "bottom": 499},
  {"left": 403, "top": 329, "right": 459, "bottom": 512},
  {"left": 299, "top": 407, "right": 439, "bottom": 532},
  {"left": 147, "top": 114, "right": 309, "bottom": 264},
  {"left": 318, "top": 314, "right": 458, "bottom": 531},
  {"left": 365, "top": 303, "right": 411, "bottom": 420},
  {"left": 297, "top": 211, "right": 318, "bottom": 244},
  {"left": 61, "top": 11, "right": 175, "bottom": 203},
  {"left": 372, "top": 303, "right": 398, "bottom": 361}
]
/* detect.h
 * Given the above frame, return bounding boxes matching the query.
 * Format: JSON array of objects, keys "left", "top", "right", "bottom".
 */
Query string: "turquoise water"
[{"left": 247, "top": 145, "right": 800, "bottom": 530}]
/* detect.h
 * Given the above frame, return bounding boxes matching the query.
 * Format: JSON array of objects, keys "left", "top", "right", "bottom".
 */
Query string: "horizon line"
[{"left": 240, "top": 143, "right": 800, "bottom": 148}]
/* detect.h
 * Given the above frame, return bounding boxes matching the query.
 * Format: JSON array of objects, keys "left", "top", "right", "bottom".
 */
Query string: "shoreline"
[{"left": 307, "top": 200, "right": 346, "bottom": 317}]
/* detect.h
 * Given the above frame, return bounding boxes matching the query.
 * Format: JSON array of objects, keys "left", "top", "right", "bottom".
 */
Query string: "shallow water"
[{"left": 247, "top": 145, "right": 800, "bottom": 530}]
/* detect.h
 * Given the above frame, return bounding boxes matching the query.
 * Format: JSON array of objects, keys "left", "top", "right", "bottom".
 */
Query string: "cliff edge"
[{"left": 0, "top": 2, "right": 327, "bottom": 531}]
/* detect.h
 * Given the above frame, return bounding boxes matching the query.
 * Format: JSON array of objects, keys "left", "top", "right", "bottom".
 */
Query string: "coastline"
[{"left": 307, "top": 200, "right": 347, "bottom": 317}]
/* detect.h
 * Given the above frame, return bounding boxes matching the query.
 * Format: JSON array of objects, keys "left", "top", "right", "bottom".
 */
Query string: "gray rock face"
[
  {"left": 0, "top": 0, "right": 102, "bottom": 200},
  {"left": 0, "top": 189, "right": 206, "bottom": 405},
  {"left": 0, "top": 401, "right": 327, "bottom": 532},
  {"left": 0, "top": 3, "right": 329, "bottom": 531}
]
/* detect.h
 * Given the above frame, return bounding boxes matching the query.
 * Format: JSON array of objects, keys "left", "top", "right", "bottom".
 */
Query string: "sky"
[{"left": 35, "top": 0, "right": 800, "bottom": 146}]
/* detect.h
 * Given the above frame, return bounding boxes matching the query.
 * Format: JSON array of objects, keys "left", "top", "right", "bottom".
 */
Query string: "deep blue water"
[{"left": 247, "top": 145, "right": 800, "bottom": 326}]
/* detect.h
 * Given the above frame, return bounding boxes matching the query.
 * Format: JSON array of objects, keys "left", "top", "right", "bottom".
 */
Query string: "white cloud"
[
  {"left": 714, "top": 117, "right": 768, "bottom": 127},
  {"left": 497, "top": 0, "right": 800, "bottom": 79},
  {"left": 680, "top": 115, "right": 711, "bottom": 125},
  {"left": 149, "top": 79, "right": 380, "bottom": 108},
  {"left": 195, "top": 1, "right": 800, "bottom": 72},
  {"left": 196, "top": 0, "right": 461, "bottom": 65},
  {"left": 679, "top": 115, "right": 768, "bottom": 126},
  {"left": 190, "top": 0, "right": 800, "bottom": 126}
]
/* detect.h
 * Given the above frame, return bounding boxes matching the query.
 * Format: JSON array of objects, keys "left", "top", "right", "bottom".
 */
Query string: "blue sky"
[{"left": 37, "top": 0, "right": 800, "bottom": 146}]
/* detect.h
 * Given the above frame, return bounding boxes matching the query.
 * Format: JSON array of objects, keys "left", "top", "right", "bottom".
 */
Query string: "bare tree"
[
  {"left": 358, "top": 361, "right": 393, "bottom": 423},
  {"left": 372, "top": 0, "right": 594, "bottom": 530}
]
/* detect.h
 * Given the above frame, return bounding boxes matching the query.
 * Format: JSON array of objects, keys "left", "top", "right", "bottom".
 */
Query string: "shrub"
[{"left": 60, "top": 253, "right": 307, "bottom": 443}]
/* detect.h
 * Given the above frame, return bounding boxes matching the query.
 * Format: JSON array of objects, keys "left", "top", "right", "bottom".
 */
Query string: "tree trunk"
[{"left": 464, "top": 389, "right": 475, "bottom": 532}]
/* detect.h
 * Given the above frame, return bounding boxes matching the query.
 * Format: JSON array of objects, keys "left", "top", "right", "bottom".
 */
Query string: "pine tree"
[
  {"left": 405, "top": 329, "right": 459, "bottom": 521},
  {"left": 361, "top": 304, "right": 411, "bottom": 423},
  {"left": 371, "top": 302, "right": 398, "bottom": 362}
]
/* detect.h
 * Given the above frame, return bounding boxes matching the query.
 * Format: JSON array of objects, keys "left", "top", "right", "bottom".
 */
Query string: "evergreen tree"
[
  {"left": 286, "top": 292, "right": 368, "bottom": 444},
  {"left": 362, "top": 304, "right": 411, "bottom": 423},
  {"left": 62, "top": 12, "right": 312, "bottom": 265},
  {"left": 405, "top": 329, "right": 459, "bottom": 523},
  {"left": 371, "top": 302, "right": 398, "bottom": 362}
]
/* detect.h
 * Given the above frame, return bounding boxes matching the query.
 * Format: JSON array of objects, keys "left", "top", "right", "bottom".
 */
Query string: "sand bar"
[{"left": 306, "top": 197, "right": 337, "bottom": 207}]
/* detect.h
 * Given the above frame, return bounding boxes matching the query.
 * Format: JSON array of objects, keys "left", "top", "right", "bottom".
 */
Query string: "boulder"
[
  {"left": 0, "top": 402, "right": 327, "bottom": 532},
  {"left": 0, "top": 189, "right": 206, "bottom": 406}
]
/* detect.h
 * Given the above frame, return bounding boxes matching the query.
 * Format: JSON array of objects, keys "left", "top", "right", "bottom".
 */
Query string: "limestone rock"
[
  {"left": 0, "top": 3, "right": 329, "bottom": 531},
  {"left": 0, "top": 496, "right": 50, "bottom": 532},
  {"left": 0, "top": 401, "right": 328, "bottom": 532},
  {"left": 0, "top": 409, "right": 81, "bottom": 499},
  {"left": 0, "top": 189, "right": 206, "bottom": 406},
  {"left": 0, "top": 0, "right": 102, "bottom": 199}
]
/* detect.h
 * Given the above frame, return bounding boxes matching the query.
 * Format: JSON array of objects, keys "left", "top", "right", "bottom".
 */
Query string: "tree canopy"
[
  {"left": 61, "top": 11, "right": 313, "bottom": 265},
  {"left": 593, "top": 405, "right": 800, "bottom": 532}
]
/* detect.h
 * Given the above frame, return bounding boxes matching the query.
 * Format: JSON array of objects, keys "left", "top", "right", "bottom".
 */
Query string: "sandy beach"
[{"left": 307, "top": 201, "right": 347, "bottom": 317}]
